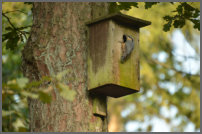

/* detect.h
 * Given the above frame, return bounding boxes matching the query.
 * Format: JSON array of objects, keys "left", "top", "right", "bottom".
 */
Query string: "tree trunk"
[{"left": 22, "top": 2, "right": 110, "bottom": 132}]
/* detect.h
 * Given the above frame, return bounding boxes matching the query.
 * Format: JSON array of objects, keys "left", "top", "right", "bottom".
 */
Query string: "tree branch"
[
  {"left": 2, "top": 13, "right": 17, "bottom": 30},
  {"left": 172, "top": 51, "right": 200, "bottom": 61},
  {"left": 3, "top": 13, "right": 31, "bottom": 41},
  {"left": 143, "top": 53, "right": 200, "bottom": 77},
  {"left": 3, "top": 10, "right": 27, "bottom": 15},
  {"left": 152, "top": 59, "right": 200, "bottom": 77}
]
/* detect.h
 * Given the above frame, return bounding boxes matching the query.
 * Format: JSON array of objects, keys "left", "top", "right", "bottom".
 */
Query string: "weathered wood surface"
[{"left": 88, "top": 18, "right": 141, "bottom": 98}]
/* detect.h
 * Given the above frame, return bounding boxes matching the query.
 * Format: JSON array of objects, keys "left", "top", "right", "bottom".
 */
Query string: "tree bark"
[{"left": 22, "top": 2, "right": 109, "bottom": 132}]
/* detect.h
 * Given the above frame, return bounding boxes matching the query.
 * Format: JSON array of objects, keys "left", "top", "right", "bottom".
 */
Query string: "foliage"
[
  {"left": 2, "top": 3, "right": 76, "bottom": 131},
  {"left": 2, "top": 3, "right": 33, "bottom": 131},
  {"left": 163, "top": 2, "right": 200, "bottom": 31},
  {"left": 110, "top": 2, "right": 200, "bottom": 32},
  {"left": 2, "top": 2, "right": 200, "bottom": 132},
  {"left": 2, "top": 69, "right": 77, "bottom": 131},
  {"left": 2, "top": 2, "right": 32, "bottom": 52}
]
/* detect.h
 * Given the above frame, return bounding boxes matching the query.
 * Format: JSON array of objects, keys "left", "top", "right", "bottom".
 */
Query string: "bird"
[{"left": 121, "top": 34, "right": 134, "bottom": 63}]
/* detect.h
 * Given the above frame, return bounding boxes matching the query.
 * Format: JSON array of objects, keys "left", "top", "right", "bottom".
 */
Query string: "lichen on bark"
[{"left": 22, "top": 2, "right": 110, "bottom": 132}]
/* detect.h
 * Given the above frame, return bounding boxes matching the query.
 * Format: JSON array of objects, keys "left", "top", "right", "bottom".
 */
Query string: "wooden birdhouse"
[{"left": 86, "top": 13, "right": 151, "bottom": 98}]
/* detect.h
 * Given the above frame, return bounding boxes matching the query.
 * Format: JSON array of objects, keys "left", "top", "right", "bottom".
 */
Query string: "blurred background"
[{"left": 2, "top": 2, "right": 200, "bottom": 132}]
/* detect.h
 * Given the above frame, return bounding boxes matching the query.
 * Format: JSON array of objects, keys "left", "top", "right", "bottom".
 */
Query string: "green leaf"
[
  {"left": 163, "top": 20, "right": 172, "bottom": 32},
  {"left": 163, "top": 15, "right": 172, "bottom": 21},
  {"left": 21, "top": 91, "right": 38, "bottom": 99},
  {"left": 55, "top": 70, "right": 70, "bottom": 81},
  {"left": 182, "top": 2, "right": 195, "bottom": 12},
  {"left": 173, "top": 19, "right": 185, "bottom": 28},
  {"left": 3, "top": 28, "right": 20, "bottom": 50},
  {"left": 39, "top": 91, "right": 52, "bottom": 103},
  {"left": 6, "top": 36, "right": 20, "bottom": 50},
  {"left": 2, "top": 110, "right": 15, "bottom": 117},
  {"left": 117, "top": 2, "right": 138, "bottom": 11},
  {"left": 176, "top": 5, "right": 183, "bottom": 14},
  {"left": 5, "top": 27, "right": 13, "bottom": 31},
  {"left": 131, "top": 2, "right": 139, "bottom": 8},
  {"left": 12, "top": 118, "right": 25, "bottom": 131},
  {"left": 26, "top": 80, "right": 43, "bottom": 89},
  {"left": 190, "top": 19, "right": 200, "bottom": 30},
  {"left": 16, "top": 77, "right": 29, "bottom": 88},
  {"left": 18, "top": 127, "right": 28, "bottom": 132},
  {"left": 2, "top": 31, "right": 15, "bottom": 42},
  {"left": 6, "top": 83, "right": 21, "bottom": 92},
  {"left": 193, "top": 9, "right": 200, "bottom": 18},
  {"left": 57, "top": 82, "right": 76, "bottom": 101},
  {"left": 145, "top": 2, "right": 159, "bottom": 9}
]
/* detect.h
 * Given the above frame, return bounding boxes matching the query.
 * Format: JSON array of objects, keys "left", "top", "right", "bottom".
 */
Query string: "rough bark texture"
[{"left": 22, "top": 2, "right": 109, "bottom": 132}]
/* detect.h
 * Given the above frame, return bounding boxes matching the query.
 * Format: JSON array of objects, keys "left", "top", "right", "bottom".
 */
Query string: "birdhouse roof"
[{"left": 86, "top": 12, "right": 151, "bottom": 28}]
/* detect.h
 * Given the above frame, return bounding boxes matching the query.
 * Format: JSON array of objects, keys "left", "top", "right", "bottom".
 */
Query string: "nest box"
[{"left": 86, "top": 13, "right": 151, "bottom": 98}]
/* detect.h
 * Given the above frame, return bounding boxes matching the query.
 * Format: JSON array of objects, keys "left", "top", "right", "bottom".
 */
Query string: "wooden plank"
[
  {"left": 92, "top": 95, "right": 107, "bottom": 117},
  {"left": 86, "top": 12, "right": 151, "bottom": 28}
]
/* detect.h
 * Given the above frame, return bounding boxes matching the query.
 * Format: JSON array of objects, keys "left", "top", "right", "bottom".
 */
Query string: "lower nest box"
[{"left": 86, "top": 13, "right": 151, "bottom": 98}]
